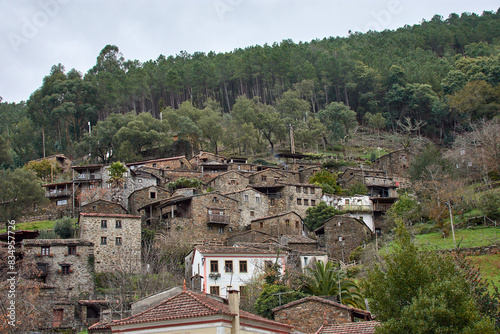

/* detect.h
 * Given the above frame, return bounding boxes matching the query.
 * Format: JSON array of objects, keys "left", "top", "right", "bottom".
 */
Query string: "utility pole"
[{"left": 446, "top": 201, "right": 457, "bottom": 249}]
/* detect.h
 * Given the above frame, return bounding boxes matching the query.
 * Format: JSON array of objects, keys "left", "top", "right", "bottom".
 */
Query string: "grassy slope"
[{"left": 0, "top": 220, "right": 55, "bottom": 234}]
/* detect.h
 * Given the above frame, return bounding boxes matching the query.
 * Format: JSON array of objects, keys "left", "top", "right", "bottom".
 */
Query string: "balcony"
[
  {"left": 46, "top": 189, "right": 70, "bottom": 198},
  {"left": 73, "top": 173, "right": 102, "bottom": 182},
  {"left": 207, "top": 214, "right": 230, "bottom": 225},
  {"left": 339, "top": 204, "right": 372, "bottom": 212}
]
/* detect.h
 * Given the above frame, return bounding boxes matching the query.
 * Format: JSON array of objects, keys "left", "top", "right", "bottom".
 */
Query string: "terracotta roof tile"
[
  {"left": 316, "top": 321, "right": 380, "bottom": 334},
  {"left": 79, "top": 212, "right": 141, "bottom": 219},
  {"left": 112, "top": 289, "right": 292, "bottom": 330}
]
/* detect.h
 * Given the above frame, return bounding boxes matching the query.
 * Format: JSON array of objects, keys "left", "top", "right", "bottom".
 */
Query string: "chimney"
[{"left": 228, "top": 289, "right": 240, "bottom": 334}]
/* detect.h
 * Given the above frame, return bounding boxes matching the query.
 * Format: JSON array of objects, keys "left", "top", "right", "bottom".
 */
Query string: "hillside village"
[{"left": 2, "top": 146, "right": 415, "bottom": 333}]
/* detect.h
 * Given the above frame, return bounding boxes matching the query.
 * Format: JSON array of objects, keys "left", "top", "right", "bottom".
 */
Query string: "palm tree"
[
  {"left": 303, "top": 260, "right": 365, "bottom": 310},
  {"left": 107, "top": 162, "right": 127, "bottom": 188}
]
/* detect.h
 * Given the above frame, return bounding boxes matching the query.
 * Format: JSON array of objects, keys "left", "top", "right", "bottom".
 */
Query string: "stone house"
[
  {"left": 42, "top": 181, "right": 73, "bottom": 216},
  {"left": 127, "top": 185, "right": 170, "bottom": 215},
  {"left": 189, "top": 151, "right": 229, "bottom": 169},
  {"left": 224, "top": 188, "right": 270, "bottom": 227},
  {"left": 247, "top": 169, "right": 295, "bottom": 187},
  {"left": 373, "top": 148, "right": 414, "bottom": 178},
  {"left": 99, "top": 288, "right": 293, "bottom": 334},
  {"left": 185, "top": 246, "right": 286, "bottom": 297},
  {"left": 338, "top": 167, "right": 400, "bottom": 198},
  {"left": 315, "top": 215, "right": 373, "bottom": 262},
  {"left": 272, "top": 296, "right": 372, "bottom": 334},
  {"left": 127, "top": 155, "right": 193, "bottom": 171},
  {"left": 157, "top": 192, "right": 242, "bottom": 243},
  {"left": 31, "top": 153, "right": 72, "bottom": 174},
  {"left": 278, "top": 182, "right": 322, "bottom": 218},
  {"left": 80, "top": 199, "right": 128, "bottom": 215},
  {"left": 280, "top": 235, "right": 318, "bottom": 252},
  {"left": 78, "top": 213, "right": 141, "bottom": 274},
  {"left": 250, "top": 211, "right": 304, "bottom": 238},
  {"left": 22, "top": 239, "right": 94, "bottom": 299},
  {"left": 206, "top": 170, "right": 250, "bottom": 193}
]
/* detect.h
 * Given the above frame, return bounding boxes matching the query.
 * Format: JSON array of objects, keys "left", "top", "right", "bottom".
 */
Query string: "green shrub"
[{"left": 53, "top": 217, "right": 75, "bottom": 239}]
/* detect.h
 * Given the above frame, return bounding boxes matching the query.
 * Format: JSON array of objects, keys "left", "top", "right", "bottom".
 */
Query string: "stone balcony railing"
[
  {"left": 207, "top": 214, "right": 230, "bottom": 224},
  {"left": 46, "top": 189, "right": 70, "bottom": 198},
  {"left": 338, "top": 204, "right": 372, "bottom": 212}
]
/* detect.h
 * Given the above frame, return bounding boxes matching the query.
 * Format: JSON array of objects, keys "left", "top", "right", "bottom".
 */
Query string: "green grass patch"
[
  {"left": 0, "top": 220, "right": 55, "bottom": 234},
  {"left": 415, "top": 226, "right": 500, "bottom": 250},
  {"left": 466, "top": 253, "right": 500, "bottom": 293}
]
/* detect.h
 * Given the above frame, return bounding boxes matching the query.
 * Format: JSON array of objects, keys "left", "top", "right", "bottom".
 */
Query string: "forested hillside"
[{"left": 0, "top": 9, "right": 499, "bottom": 166}]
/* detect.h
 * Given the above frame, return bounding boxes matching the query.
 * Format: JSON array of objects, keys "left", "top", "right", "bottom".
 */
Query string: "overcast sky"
[{"left": 1, "top": 0, "right": 498, "bottom": 103}]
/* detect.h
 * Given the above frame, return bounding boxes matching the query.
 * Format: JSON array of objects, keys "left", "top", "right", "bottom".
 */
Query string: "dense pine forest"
[{"left": 0, "top": 9, "right": 499, "bottom": 166}]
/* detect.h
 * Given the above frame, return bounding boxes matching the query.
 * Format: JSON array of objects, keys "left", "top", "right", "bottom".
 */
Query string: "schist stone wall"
[
  {"left": 23, "top": 239, "right": 94, "bottom": 299},
  {"left": 321, "top": 215, "right": 373, "bottom": 262},
  {"left": 81, "top": 200, "right": 128, "bottom": 215},
  {"left": 225, "top": 188, "right": 269, "bottom": 227},
  {"left": 78, "top": 213, "right": 141, "bottom": 273},
  {"left": 272, "top": 297, "right": 358, "bottom": 334},
  {"left": 280, "top": 183, "right": 322, "bottom": 218},
  {"left": 251, "top": 211, "right": 303, "bottom": 237},
  {"left": 207, "top": 171, "right": 250, "bottom": 193},
  {"left": 128, "top": 186, "right": 170, "bottom": 215},
  {"left": 163, "top": 193, "right": 242, "bottom": 243}
]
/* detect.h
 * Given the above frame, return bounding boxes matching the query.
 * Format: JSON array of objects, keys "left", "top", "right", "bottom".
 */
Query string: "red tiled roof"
[
  {"left": 251, "top": 211, "right": 302, "bottom": 222},
  {"left": 272, "top": 296, "right": 371, "bottom": 319},
  {"left": 316, "top": 321, "right": 380, "bottom": 334},
  {"left": 111, "top": 289, "right": 293, "bottom": 330},
  {"left": 126, "top": 156, "right": 186, "bottom": 166},
  {"left": 195, "top": 245, "right": 279, "bottom": 255}
]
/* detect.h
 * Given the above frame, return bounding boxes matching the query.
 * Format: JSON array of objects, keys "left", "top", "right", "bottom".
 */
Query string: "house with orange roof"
[{"left": 90, "top": 287, "right": 293, "bottom": 334}]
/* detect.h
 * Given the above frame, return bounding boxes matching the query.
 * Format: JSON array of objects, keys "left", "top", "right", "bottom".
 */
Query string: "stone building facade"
[
  {"left": 78, "top": 213, "right": 141, "bottom": 273},
  {"left": 250, "top": 211, "right": 303, "bottom": 238},
  {"left": 315, "top": 215, "right": 373, "bottom": 262},
  {"left": 127, "top": 185, "right": 170, "bottom": 215},
  {"left": 206, "top": 171, "right": 250, "bottom": 193},
  {"left": 224, "top": 188, "right": 270, "bottom": 227},
  {"left": 226, "top": 230, "right": 275, "bottom": 245},
  {"left": 247, "top": 169, "right": 295, "bottom": 187},
  {"left": 42, "top": 181, "right": 73, "bottom": 217},
  {"left": 158, "top": 192, "right": 242, "bottom": 243},
  {"left": 278, "top": 183, "right": 322, "bottom": 218},
  {"left": 372, "top": 148, "right": 414, "bottom": 178},
  {"left": 22, "top": 239, "right": 94, "bottom": 299},
  {"left": 81, "top": 199, "right": 128, "bottom": 215},
  {"left": 272, "top": 296, "right": 372, "bottom": 334}
]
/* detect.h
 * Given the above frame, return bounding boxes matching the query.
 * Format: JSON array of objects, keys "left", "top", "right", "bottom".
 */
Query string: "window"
[
  {"left": 261, "top": 176, "right": 267, "bottom": 182},
  {"left": 311, "top": 200, "right": 316, "bottom": 206},
  {"left": 116, "top": 237, "right": 122, "bottom": 246},
  {"left": 116, "top": 220, "right": 122, "bottom": 228},
  {"left": 60, "top": 264, "right": 71, "bottom": 275},
  {"left": 124, "top": 183, "right": 127, "bottom": 189},
  {"left": 41, "top": 246, "right": 50, "bottom": 256},
  {"left": 338, "top": 236, "right": 344, "bottom": 242},
  {"left": 345, "top": 199, "right": 350, "bottom": 205},
  {"left": 303, "top": 187, "right": 308, "bottom": 194},
  {"left": 230, "top": 179, "right": 236, "bottom": 185},
  {"left": 56, "top": 199, "right": 67, "bottom": 206},
  {"left": 92, "top": 205, "right": 97, "bottom": 210},
  {"left": 295, "top": 221, "right": 299, "bottom": 229},
  {"left": 225, "top": 260, "right": 233, "bottom": 273},
  {"left": 152, "top": 163, "right": 157, "bottom": 168},
  {"left": 219, "top": 226, "right": 224, "bottom": 234},
  {"left": 150, "top": 192, "right": 156, "bottom": 199},
  {"left": 101, "top": 237, "right": 107, "bottom": 245},
  {"left": 297, "top": 198, "right": 302, "bottom": 205},
  {"left": 244, "top": 194, "right": 249, "bottom": 202},
  {"left": 259, "top": 222, "right": 264, "bottom": 229},
  {"left": 210, "top": 286, "right": 220, "bottom": 296},
  {"left": 270, "top": 198, "right": 275, "bottom": 205},
  {"left": 256, "top": 195, "right": 261, "bottom": 203},
  {"left": 264, "top": 261, "right": 273, "bottom": 269},
  {"left": 239, "top": 261, "right": 248, "bottom": 273},
  {"left": 210, "top": 260, "right": 219, "bottom": 273},
  {"left": 68, "top": 246, "right": 76, "bottom": 255},
  {"left": 240, "top": 285, "right": 247, "bottom": 298},
  {"left": 304, "top": 199, "right": 309, "bottom": 206},
  {"left": 296, "top": 186, "right": 301, "bottom": 193},
  {"left": 101, "top": 220, "right": 107, "bottom": 228},
  {"left": 310, "top": 188, "right": 315, "bottom": 194},
  {"left": 250, "top": 211, "right": 255, "bottom": 217},
  {"left": 285, "top": 219, "right": 290, "bottom": 226}
]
